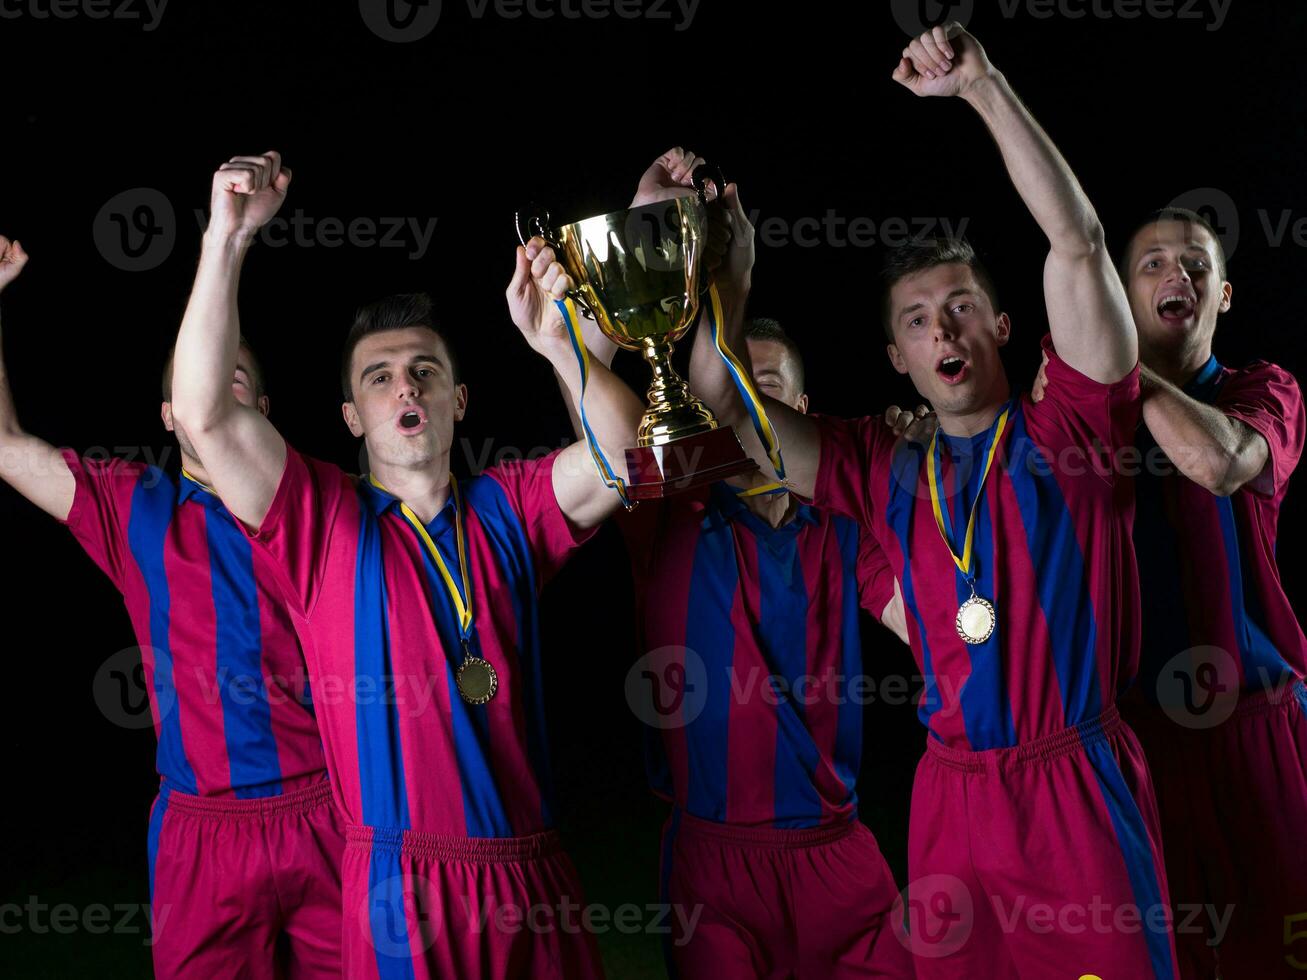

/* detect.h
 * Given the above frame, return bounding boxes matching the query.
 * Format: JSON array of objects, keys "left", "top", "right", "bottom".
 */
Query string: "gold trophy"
[{"left": 516, "top": 165, "right": 756, "bottom": 499}]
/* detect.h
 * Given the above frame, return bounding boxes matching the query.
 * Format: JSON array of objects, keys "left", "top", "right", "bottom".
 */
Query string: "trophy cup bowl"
[{"left": 517, "top": 166, "right": 757, "bottom": 499}]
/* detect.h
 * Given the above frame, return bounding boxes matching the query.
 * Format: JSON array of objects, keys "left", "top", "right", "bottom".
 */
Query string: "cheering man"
[
  {"left": 168, "top": 152, "right": 644, "bottom": 978},
  {"left": 0, "top": 235, "right": 344, "bottom": 978},
  {"left": 689, "top": 27, "right": 1179, "bottom": 978}
]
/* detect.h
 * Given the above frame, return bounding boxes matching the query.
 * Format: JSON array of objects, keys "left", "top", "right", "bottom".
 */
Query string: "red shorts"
[
  {"left": 342, "top": 824, "right": 605, "bottom": 979},
  {"left": 658, "top": 810, "right": 914, "bottom": 978},
  {"left": 147, "top": 777, "right": 346, "bottom": 979},
  {"left": 906, "top": 705, "right": 1179, "bottom": 979},
  {"left": 1130, "top": 680, "right": 1307, "bottom": 978}
]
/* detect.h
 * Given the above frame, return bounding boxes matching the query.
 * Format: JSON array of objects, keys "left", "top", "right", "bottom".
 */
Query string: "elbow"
[
  {"left": 1196, "top": 446, "right": 1243, "bottom": 497},
  {"left": 170, "top": 397, "right": 228, "bottom": 438},
  {"left": 1051, "top": 216, "right": 1107, "bottom": 260}
]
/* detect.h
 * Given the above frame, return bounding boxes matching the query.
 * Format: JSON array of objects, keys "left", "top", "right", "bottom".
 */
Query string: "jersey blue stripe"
[
  {"left": 1215, "top": 496, "right": 1292, "bottom": 689},
  {"left": 367, "top": 844, "right": 419, "bottom": 980},
  {"left": 127, "top": 471, "right": 198, "bottom": 794},
  {"left": 832, "top": 517, "right": 864, "bottom": 800},
  {"left": 684, "top": 511, "right": 738, "bottom": 821},
  {"left": 468, "top": 475, "right": 555, "bottom": 828},
  {"left": 354, "top": 509, "right": 411, "bottom": 830},
  {"left": 1006, "top": 408, "right": 1104, "bottom": 728},
  {"left": 953, "top": 449, "right": 1017, "bottom": 749},
  {"left": 886, "top": 444, "right": 943, "bottom": 733},
  {"left": 206, "top": 510, "right": 283, "bottom": 798},
  {"left": 757, "top": 527, "right": 823, "bottom": 828},
  {"left": 413, "top": 514, "right": 514, "bottom": 839}
]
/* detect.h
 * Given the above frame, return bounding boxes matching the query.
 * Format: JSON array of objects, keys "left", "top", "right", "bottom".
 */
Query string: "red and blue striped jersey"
[
  {"left": 1134, "top": 357, "right": 1306, "bottom": 698},
  {"left": 246, "top": 445, "right": 593, "bottom": 838},
  {"left": 61, "top": 450, "right": 327, "bottom": 798},
  {"left": 814, "top": 338, "right": 1143, "bottom": 750},
  {"left": 624, "top": 484, "right": 896, "bottom": 828}
]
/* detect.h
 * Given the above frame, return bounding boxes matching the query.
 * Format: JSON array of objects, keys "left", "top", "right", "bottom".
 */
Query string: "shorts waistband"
[
  {"left": 347, "top": 824, "right": 564, "bottom": 863},
  {"left": 926, "top": 704, "right": 1122, "bottom": 773},
  {"left": 1233, "top": 679, "right": 1307, "bottom": 720},
  {"left": 672, "top": 810, "right": 857, "bottom": 849},
  {"left": 160, "top": 777, "right": 334, "bottom": 819}
]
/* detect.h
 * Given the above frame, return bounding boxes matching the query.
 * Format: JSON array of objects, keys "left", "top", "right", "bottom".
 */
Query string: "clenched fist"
[
  {"left": 892, "top": 23, "right": 996, "bottom": 100},
  {"left": 0, "top": 237, "right": 29, "bottom": 293},
  {"left": 206, "top": 151, "right": 292, "bottom": 243}
]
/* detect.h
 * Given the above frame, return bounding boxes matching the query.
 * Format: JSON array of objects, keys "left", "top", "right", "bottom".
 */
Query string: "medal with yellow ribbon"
[
  {"left": 369, "top": 472, "right": 498, "bottom": 705},
  {"left": 925, "top": 406, "right": 1011, "bottom": 645}
]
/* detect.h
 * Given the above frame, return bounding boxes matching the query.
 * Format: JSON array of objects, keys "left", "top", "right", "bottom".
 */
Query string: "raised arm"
[
  {"left": 685, "top": 182, "right": 824, "bottom": 497},
  {"left": 507, "top": 238, "right": 645, "bottom": 529},
  {"left": 169, "top": 153, "right": 291, "bottom": 530},
  {"left": 895, "top": 24, "right": 1135, "bottom": 383},
  {"left": 0, "top": 238, "right": 76, "bottom": 520}
]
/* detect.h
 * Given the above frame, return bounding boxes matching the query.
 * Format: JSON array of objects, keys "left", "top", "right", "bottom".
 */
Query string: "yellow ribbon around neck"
[
  {"left": 181, "top": 468, "right": 217, "bottom": 495},
  {"left": 925, "top": 407, "right": 1011, "bottom": 579},
  {"left": 369, "top": 472, "right": 473, "bottom": 640}
]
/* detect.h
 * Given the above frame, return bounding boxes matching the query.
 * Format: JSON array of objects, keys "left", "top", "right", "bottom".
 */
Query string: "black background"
[{"left": 1, "top": 0, "right": 1304, "bottom": 974}]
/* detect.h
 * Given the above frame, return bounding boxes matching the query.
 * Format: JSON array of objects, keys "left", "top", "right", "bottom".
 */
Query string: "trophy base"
[{"left": 623, "top": 427, "right": 757, "bottom": 500}]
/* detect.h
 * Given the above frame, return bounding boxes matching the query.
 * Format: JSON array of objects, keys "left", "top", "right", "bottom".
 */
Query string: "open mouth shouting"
[
  {"left": 1156, "top": 288, "right": 1198, "bottom": 323},
  {"left": 394, "top": 405, "right": 429, "bottom": 436},
  {"left": 936, "top": 352, "right": 970, "bottom": 386}
]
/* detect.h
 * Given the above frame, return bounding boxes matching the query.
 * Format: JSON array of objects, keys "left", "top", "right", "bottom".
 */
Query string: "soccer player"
[
  {"left": 548, "top": 148, "right": 915, "bottom": 977},
  {"left": 0, "top": 235, "right": 345, "bottom": 978},
  {"left": 1113, "top": 208, "right": 1304, "bottom": 975},
  {"left": 167, "top": 153, "right": 645, "bottom": 978},
  {"left": 688, "top": 27, "right": 1179, "bottom": 977}
]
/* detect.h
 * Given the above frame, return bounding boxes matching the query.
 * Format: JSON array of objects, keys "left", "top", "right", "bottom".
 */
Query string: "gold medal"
[
  {"left": 955, "top": 594, "right": 997, "bottom": 645},
  {"left": 456, "top": 655, "right": 498, "bottom": 705}
]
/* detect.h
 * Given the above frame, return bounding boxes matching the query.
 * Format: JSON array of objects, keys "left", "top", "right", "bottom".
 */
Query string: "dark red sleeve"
[
  {"left": 60, "top": 449, "right": 148, "bottom": 592},
  {"left": 1217, "top": 361, "right": 1305, "bottom": 499},
  {"left": 855, "top": 525, "right": 896, "bottom": 620},
  {"left": 243, "top": 444, "right": 348, "bottom": 616},
  {"left": 811, "top": 413, "right": 890, "bottom": 528},
  {"left": 484, "top": 448, "right": 599, "bottom": 587}
]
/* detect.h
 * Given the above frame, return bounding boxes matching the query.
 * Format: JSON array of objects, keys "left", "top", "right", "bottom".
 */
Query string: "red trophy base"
[{"left": 623, "top": 427, "right": 757, "bottom": 500}]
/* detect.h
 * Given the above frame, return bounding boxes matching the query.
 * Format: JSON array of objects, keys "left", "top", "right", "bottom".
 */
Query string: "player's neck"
[
  {"left": 371, "top": 456, "right": 452, "bottom": 525},
  {"left": 181, "top": 453, "right": 211, "bottom": 489},
  {"left": 936, "top": 377, "right": 1012, "bottom": 438},
  {"left": 1144, "top": 337, "right": 1214, "bottom": 389},
  {"left": 743, "top": 488, "right": 799, "bottom": 529}
]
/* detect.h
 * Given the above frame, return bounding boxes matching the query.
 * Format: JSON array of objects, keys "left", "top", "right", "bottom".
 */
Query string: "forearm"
[
  {"left": 687, "top": 301, "right": 750, "bottom": 430},
  {"left": 553, "top": 309, "right": 618, "bottom": 441},
  {"left": 171, "top": 232, "right": 251, "bottom": 432},
  {"left": 549, "top": 347, "right": 642, "bottom": 482},
  {"left": 1141, "top": 368, "right": 1268, "bottom": 496},
  {"left": 0, "top": 315, "right": 75, "bottom": 520},
  {"left": 963, "top": 73, "right": 1102, "bottom": 256}
]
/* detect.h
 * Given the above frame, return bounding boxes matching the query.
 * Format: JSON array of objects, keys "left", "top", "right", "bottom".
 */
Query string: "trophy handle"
[
  {"left": 513, "top": 204, "right": 596, "bottom": 320},
  {"left": 691, "top": 163, "right": 726, "bottom": 205}
]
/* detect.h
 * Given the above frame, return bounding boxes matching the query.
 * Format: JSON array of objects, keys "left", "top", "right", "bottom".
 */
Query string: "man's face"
[
  {"left": 342, "top": 326, "right": 466, "bottom": 470},
  {"left": 746, "top": 337, "right": 808, "bottom": 413},
  {"left": 885, "top": 263, "right": 1010, "bottom": 416},
  {"left": 1124, "top": 219, "right": 1232, "bottom": 366},
  {"left": 163, "top": 348, "right": 267, "bottom": 459}
]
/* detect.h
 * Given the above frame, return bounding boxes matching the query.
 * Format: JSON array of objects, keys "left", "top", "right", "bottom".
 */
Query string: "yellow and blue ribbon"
[
  {"left": 370, "top": 472, "right": 474, "bottom": 645},
  {"left": 704, "top": 284, "right": 789, "bottom": 497},
  {"left": 555, "top": 297, "right": 633, "bottom": 510},
  {"left": 925, "top": 405, "right": 1011, "bottom": 581}
]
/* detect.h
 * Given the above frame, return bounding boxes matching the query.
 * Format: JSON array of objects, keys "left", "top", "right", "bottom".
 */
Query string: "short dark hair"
[
  {"left": 1119, "top": 207, "right": 1228, "bottom": 280},
  {"left": 880, "top": 238, "right": 1000, "bottom": 341},
  {"left": 340, "top": 292, "right": 460, "bottom": 401},
  {"left": 745, "top": 317, "right": 805, "bottom": 393},
  {"left": 162, "top": 334, "right": 265, "bottom": 401}
]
